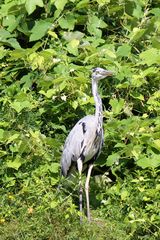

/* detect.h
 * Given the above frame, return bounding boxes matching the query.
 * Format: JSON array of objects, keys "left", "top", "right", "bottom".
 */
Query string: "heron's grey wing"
[{"left": 61, "top": 115, "right": 97, "bottom": 176}]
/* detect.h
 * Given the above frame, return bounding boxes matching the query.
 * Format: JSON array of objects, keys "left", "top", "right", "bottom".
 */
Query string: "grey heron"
[{"left": 61, "top": 67, "right": 113, "bottom": 222}]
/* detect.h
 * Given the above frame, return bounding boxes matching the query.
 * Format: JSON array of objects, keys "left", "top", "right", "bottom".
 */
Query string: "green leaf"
[
  {"left": 87, "top": 15, "right": 107, "bottom": 38},
  {"left": 30, "top": 20, "right": 52, "bottom": 41},
  {"left": 58, "top": 15, "right": 76, "bottom": 30},
  {"left": 106, "top": 153, "right": 120, "bottom": 166},
  {"left": 152, "top": 140, "right": 160, "bottom": 151},
  {"left": 54, "top": 0, "right": 68, "bottom": 10},
  {"left": 6, "top": 157, "right": 22, "bottom": 170},
  {"left": 76, "top": 0, "right": 89, "bottom": 9},
  {"left": 67, "top": 39, "right": 79, "bottom": 56},
  {"left": 121, "top": 190, "right": 129, "bottom": 200},
  {"left": 72, "top": 100, "right": 78, "bottom": 109},
  {"left": 50, "top": 123, "right": 67, "bottom": 133},
  {"left": 50, "top": 201, "right": 58, "bottom": 208},
  {"left": 104, "top": 49, "right": 116, "bottom": 59},
  {"left": 10, "top": 101, "right": 34, "bottom": 113},
  {"left": 137, "top": 155, "right": 160, "bottom": 169},
  {"left": 130, "top": 92, "right": 144, "bottom": 101},
  {"left": 128, "top": 27, "right": 145, "bottom": 42},
  {"left": 39, "top": 89, "right": 56, "bottom": 98},
  {"left": 6, "top": 38, "right": 21, "bottom": 49},
  {"left": 0, "top": 129, "right": 4, "bottom": 140},
  {"left": 25, "top": 0, "right": 44, "bottom": 15},
  {"left": 0, "top": 46, "right": 7, "bottom": 60},
  {"left": 150, "top": 8, "right": 160, "bottom": 17},
  {"left": 3, "top": 15, "right": 18, "bottom": 32},
  {"left": 139, "top": 48, "right": 160, "bottom": 66},
  {"left": 117, "top": 44, "right": 131, "bottom": 57},
  {"left": 0, "top": 29, "right": 12, "bottom": 40},
  {"left": 50, "top": 163, "right": 59, "bottom": 173},
  {"left": 109, "top": 98, "right": 125, "bottom": 115}
]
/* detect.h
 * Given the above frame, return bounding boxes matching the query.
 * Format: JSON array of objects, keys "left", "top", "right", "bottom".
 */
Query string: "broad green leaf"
[
  {"left": 10, "top": 101, "right": 34, "bottom": 113},
  {"left": 54, "top": 0, "right": 68, "bottom": 10},
  {"left": 132, "top": 4, "right": 143, "bottom": 19},
  {"left": 30, "top": 20, "right": 52, "bottom": 42},
  {"left": 76, "top": 0, "right": 89, "bottom": 9},
  {"left": 0, "top": 29, "right": 12, "bottom": 40},
  {"left": 131, "top": 75, "right": 146, "bottom": 87},
  {"left": 28, "top": 52, "right": 45, "bottom": 70},
  {"left": 150, "top": 8, "right": 160, "bottom": 16},
  {"left": 25, "top": 0, "right": 44, "bottom": 15},
  {"left": 116, "top": 44, "right": 131, "bottom": 57},
  {"left": 10, "top": 102, "right": 22, "bottom": 113},
  {"left": 58, "top": 15, "right": 76, "bottom": 30},
  {"left": 109, "top": 98, "right": 125, "bottom": 115},
  {"left": 128, "top": 27, "right": 145, "bottom": 42},
  {"left": 39, "top": 89, "right": 57, "bottom": 98},
  {"left": 67, "top": 39, "right": 79, "bottom": 56},
  {"left": 6, "top": 157, "right": 22, "bottom": 170},
  {"left": 6, "top": 38, "right": 21, "bottom": 49},
  {"left": 87, "top": 15, "right": 107, "bottom": 38},
  {"left": 106, "top": 153, "right": 120, "bottom": 166},
  {"left": 3, "top": 15, "right": 18, "bottom": 32},
  {"left": 139, "top": 48, "right": 160, "bottom": 66},
  {"left": 104, "top": 49, "right": 116, "bottom": 59},
  {"left": 137, "top": 155, "right": 160, "bottom": 169}
]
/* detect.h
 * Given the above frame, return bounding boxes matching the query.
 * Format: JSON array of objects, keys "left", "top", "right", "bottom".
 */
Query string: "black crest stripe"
[{"left": 82, "top": 122, "right": 86, "bottom": 134}]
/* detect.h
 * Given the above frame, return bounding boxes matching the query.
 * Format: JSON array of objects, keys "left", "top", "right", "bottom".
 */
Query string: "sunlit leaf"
[
  {"left": 0, "top": 129, "right": 4, "bottom": 140},
  {"left": 6, "top": 157, "right": 23, "bottom": 170},
  {"left": 67, "top": 39, "right": 79, "bottom": 56},
  {"left": 58, "top": 15, "right": 76, "bottom": 30},
  {"left": 139, "top": 48, "right": 160, "bottom": 66},
  {"left": 109, "top": 98, "right": 125, "bottom": 115},
  {"left": 117, "top": 44, "right": 131, "bottom": 57},
  {"left": 54, "top": 0, "right": 68, "bottom": 10},
  {"left": 106, "top": 153, "right": 120, "bottom": 166},
  {"left": 7, "top": 133, "right": 20, "bottom": 144},
  {"left": 137, "top": 155, "right": 160, "bottom": 169},
  {"left": 25, "top": 0, "right": 44, "bottom": 15}
]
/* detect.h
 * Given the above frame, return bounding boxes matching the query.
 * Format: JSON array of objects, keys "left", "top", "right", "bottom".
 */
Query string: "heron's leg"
[
  {"left": 77, "top": 158, "right": 83, "bottom": 222},
  {"left": 85, "top": 164, "right": 94, "bottom": 222}
]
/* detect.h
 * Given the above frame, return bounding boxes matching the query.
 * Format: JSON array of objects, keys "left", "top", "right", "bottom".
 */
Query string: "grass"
[{"left": 0, "top": 208, "right": 128, "bottom": 240}]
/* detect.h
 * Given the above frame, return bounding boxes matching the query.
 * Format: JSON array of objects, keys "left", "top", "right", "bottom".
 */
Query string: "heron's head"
[{"left": 91, "top": 67, "right": 113, "bottom": 81}]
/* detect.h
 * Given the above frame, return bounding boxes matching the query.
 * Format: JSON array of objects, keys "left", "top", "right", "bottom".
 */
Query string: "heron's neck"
[{"left": 92, "top": 79, "right": 103, "bottom": 127}]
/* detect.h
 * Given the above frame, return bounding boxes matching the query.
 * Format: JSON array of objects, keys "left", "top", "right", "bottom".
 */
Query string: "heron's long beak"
[{"left": 102, "top": 69, "right": 113, "bottom": 77}]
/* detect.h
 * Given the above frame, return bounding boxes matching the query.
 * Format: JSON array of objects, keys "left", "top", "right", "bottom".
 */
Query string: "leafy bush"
[{"left": 0, "top": 0, "right": 160, "bottom": 239}]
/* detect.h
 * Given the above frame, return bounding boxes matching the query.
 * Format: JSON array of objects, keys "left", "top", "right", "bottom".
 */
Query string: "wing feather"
[{"left": 61, "top": 115, "right": 103, "bottom": 176}]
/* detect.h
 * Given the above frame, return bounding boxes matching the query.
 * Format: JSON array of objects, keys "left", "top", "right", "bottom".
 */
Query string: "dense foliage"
[{"left": 0, "top": 0, "right": 160, "bottom": 239}]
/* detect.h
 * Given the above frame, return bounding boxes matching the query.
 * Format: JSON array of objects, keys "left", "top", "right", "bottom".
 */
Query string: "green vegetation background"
[{"left": 0, "top": 0, "right": 160, "bottom": 239}]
